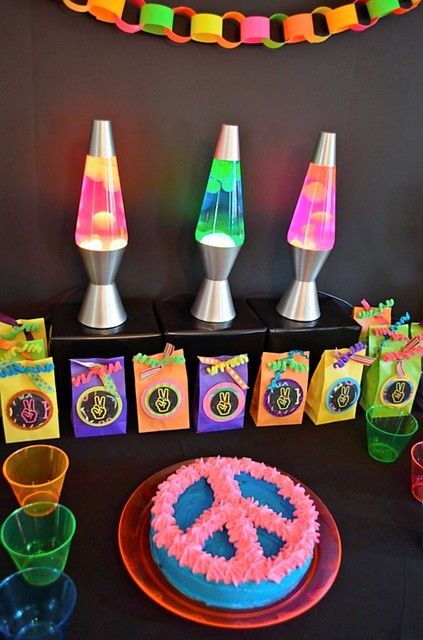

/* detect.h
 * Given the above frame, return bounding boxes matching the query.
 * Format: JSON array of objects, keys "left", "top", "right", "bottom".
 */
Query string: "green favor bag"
[{"left": 360, "top": 336, "right": 422, "bottom": 413}]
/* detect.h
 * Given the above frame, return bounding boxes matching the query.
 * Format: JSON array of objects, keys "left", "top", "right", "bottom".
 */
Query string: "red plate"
[{"left": 118, "top": 460, "right": 342, "bottom": 629}]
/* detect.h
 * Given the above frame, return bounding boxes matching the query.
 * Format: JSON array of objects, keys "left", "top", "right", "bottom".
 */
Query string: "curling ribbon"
[
  {"left": 60, "top": 0, "right": 421, "bottom": 47},
  {"left": 267, "top": 356, "right": 309, "bottom": 392},
  {"left": 0, "top": 362, "right": 55, "bottom": 392},
  {"left": 0, "top": 315, "right": 38, "bottom": 341},
  {"left": 378, "top": 311, "right": 411, "bottom": 352},
  {"left": 0, "top": 340, "right": 43, "bottom": 361},
  {"left": 357, "top": 299, "right": 394, "bottom": 318},
  {"left": 136, "top": 344, "right": 184, "bottom": 379},
  {"left": 333, "top": 342, "right": 374, "bottom": 368},
  {"left": 198, "top": 355, "right": 249, "bottom": 390},
  {"left": 71, "top": 361, "right": 123, "bottom": 395},
  {"left": 371, "top": 328, "right": 405, "bottom": 339},
  {"left": 268, "top": 357, "right": 309, "bottom": 373},
  {"left": 381, "top": 337, "right": 423, "bottom": 362}
]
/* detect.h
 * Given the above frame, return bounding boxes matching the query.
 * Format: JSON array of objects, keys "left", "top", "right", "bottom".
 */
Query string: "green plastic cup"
[
  {"left": 365, "top": 405, "right": 419, "bottom": 463},
  {"left": 0, "top": 503, "right": 76, "bottom": 585}
]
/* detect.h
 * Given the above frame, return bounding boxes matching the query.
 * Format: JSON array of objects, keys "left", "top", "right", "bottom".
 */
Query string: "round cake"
[{"left": 149, "top": 457, "right": 320, "bottom": 610}]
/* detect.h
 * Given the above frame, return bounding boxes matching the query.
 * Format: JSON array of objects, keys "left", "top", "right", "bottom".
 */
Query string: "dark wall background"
[{"left": 1, "top": 0, "right": 422, "bottom": 319}]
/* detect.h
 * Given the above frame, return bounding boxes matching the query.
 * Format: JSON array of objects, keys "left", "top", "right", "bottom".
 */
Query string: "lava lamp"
[
  {"left": 276, "top": 131, "right": 336, "bottom": 322},
  {"left": 191, "top": 124, "right": 244, "bottom": 323},
  {"left": 75, "top": 120, "right": 128, "bottom": 329}
]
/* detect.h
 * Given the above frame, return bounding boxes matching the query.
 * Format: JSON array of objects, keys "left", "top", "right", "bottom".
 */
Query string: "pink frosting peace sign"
[{"left": 151, "top": 457, "right": 319, "bottom": 586}]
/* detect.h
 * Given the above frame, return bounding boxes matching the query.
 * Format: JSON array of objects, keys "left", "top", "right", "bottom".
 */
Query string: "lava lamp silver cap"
[
  {"left": 89, "top": 120, "right": 116, "bottom": 158},
  {"left": 311, "top": 131, "right": 336, "bottom": 167},
  {"left": 214, "top": 124, "right": 240, "bottom": 161}
]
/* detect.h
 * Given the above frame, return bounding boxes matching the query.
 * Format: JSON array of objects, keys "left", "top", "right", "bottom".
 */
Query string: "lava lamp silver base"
[
  {"left": 78, "top": 247, "right": 127, "bottom": 329},
  {"left": 276, "top": 247, "right": 331, "bottom": 322},
  {"left": 191, "top": 243, "right": 241, "bottom": 323},
  {"left": 191, "top": 278, "right": 236, "bottom": 323},
  {"left": 78, "top": 283, "right": 127, "bottom": 329}
]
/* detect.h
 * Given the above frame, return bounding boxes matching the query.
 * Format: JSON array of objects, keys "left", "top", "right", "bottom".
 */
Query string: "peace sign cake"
[{"left": 150, "top": 457, "right": 320, "bottom": 609}]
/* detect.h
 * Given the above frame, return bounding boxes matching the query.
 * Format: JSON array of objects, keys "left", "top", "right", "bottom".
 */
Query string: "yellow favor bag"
[
  {"left": 0, "top": 316, "right": 48, "bottom": 353},
  {"left": 133, "top": 346, "right": 190, "bottom": 433},
  {"left": 250, "top": 351, "right": 310, "bottom": 426},
  {"left": 0, "top": 357, "right": 60, "bottom": 444},
  {"left": 305, "top": 344, "right": 367, "bottom": 425}
]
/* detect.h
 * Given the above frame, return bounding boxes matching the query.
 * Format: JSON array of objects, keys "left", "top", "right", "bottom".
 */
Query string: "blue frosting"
[
  {"left": 151, "top": 536, "right": 312, "bottom": 609},
  {"left": 203, "top": 528, "right": 236, "bottom": 559},
  {"left": 174, "top": 477, "right": 214, "bottom": 532},
  {"left": 235, "top": 472, "right": 295, "bottom": 519}
]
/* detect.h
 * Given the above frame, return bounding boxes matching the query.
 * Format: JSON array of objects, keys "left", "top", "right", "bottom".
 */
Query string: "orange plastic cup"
[{"left": 2, "top": 445, "right": 69, "bottom": 508}]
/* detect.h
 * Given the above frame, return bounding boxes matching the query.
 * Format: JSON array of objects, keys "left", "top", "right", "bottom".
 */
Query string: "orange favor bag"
[
  {"left": 133, "top": 345, "right": 190, "bottom": 433},
  {"left": 250, "top": 351, "right": 310, "bottom": 426},
  {"left": 352, "top": 298, "right": 394, "bottom": 343}
]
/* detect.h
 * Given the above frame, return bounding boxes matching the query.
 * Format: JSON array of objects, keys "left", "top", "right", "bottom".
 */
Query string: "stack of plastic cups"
[{"left": 0, "top": 445, "right": 77, "bottom": 640}]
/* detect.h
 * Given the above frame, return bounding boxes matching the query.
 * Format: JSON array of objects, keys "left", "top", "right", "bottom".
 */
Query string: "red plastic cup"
[{"left": 411, "top": 441, "right": 423, "bottom": 502}]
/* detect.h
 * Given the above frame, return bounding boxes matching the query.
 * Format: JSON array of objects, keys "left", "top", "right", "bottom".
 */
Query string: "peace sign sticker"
[
  {"left": 76, "top": 386, "right": 123, "bottom": 427},
  {"left": 142, "top": 382, "right": 182, "bottom": 419},
  {"left": 326, "top": 378, "right": 360, "bottom": 413},
  {"left": 264, "top": 378, "right": 304, "bottom": 417},
  {"left": 380, "top": 377, "right": 414, "bottom": 407},
  {"left": 8, "top": 390, "right": 53, "bottom": 431},
  {"left": 203, "top": 382, "right": 245, "bottom": 422}
]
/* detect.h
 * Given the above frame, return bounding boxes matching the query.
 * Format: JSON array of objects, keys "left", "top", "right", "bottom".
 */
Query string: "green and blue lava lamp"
[{"left": 191, "top": 124, "right": 245, "bottom": 323}]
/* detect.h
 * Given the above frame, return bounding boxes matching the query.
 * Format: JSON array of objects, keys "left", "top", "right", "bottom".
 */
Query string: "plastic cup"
[
  {"left": 0, "top": 503, "right": 76, "bottom": 585},
  {"left": 365, "top": 405, "right": 419, "bottom": 463},
  {"left": 0, "top": 567, "right": 76, "bottom": 640},
  {"left": 2, "top": 445, "right": 69, "bottom": 509},
  {"left": 411, "top": 441, "right": 423, "bottom": 501}
]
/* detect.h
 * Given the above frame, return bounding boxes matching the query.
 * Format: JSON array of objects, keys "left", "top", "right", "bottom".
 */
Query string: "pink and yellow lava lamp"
[
  {"left": 76, "top": 120, "right": 128, "bottom": 329},
  {"left": 277, "top": 131, "right": 336, "bottom": 322}
]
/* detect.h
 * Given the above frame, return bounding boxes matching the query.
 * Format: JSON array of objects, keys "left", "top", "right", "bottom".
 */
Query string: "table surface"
[{"left": 1, "top": 409, "right": 422, "bottom": 640}]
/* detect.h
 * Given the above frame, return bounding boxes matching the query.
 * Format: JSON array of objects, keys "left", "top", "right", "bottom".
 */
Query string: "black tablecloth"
[{"left": 1, "top": 409, "right": 422, "bottom": 640}]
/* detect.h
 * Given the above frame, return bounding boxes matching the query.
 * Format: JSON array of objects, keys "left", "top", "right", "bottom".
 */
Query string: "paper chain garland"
[{"left": 62, "top": 0, "right": 420, "bottom": 47}]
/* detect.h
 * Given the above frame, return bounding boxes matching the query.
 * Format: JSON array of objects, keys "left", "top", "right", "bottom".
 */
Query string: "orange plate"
[{"left": 118, "top": 460, "right": 342, "bottom": 629}]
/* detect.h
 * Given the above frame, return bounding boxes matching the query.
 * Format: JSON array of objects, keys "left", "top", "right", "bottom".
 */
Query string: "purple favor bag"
[
  {"left": 194, "top": 355, "right": 249, "bottom": 433},
  {"left": 70, "top": 357, "right": 127, "bottom": 438}
]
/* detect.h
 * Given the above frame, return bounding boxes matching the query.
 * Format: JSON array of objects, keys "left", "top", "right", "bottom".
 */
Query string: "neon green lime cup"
[
  {"left": 365, "top": 405, "right": 419, "bottom": 463},
  {"left": 0, "top": 502, "right": 76, "bottom": 585}
]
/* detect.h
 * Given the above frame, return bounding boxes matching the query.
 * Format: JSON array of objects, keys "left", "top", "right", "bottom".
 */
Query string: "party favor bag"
[
  {"left": 0, "top": 358, "right": 59, "bottom": 443},
  {"left": 366, "top": 323, "right": 409, "bottom": 358},
  {"left": 133, "top": 345, "right": 190, "bottom": 433},
  {"left": 352, "top": 298, "right": 394, "bottom": 342},
  {"left": 70, "top": 357, "right": 127, "bottom": 438},
  {"left": 360, "top": 336, "right": 423, "bottom": 413},
  {"left": 410, "top": 322, "right": 423, "bottom": 410},
  {"left": 0, "top": 338, "right": 46, "bottom": 363},
  {"left": 305, "top": 343, "right": 369, "bottom": 425},
  {"left": 250, "top": 351, "right": 309, "bottom": 426},
  {"left": 194, "top": 355, "right": 248, "bottom": 433},
  {"left": 0, "top": 314, "right": 48, "bottom": 353}
]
